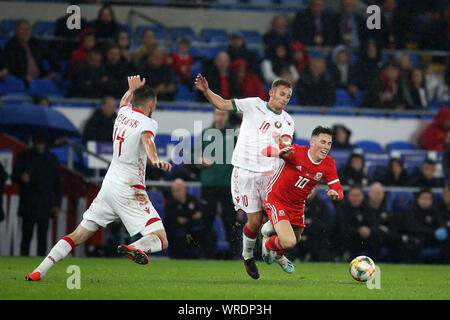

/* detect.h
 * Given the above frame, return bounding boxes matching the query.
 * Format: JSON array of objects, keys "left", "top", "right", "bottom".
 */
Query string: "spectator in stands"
[
  {"left": 198, "top": 51, "right": 241, "bottom": 102},
  {"left": 0, "top": 47, "right": 8, "bottom": 80},
  {"left": 54, "top": 10, "right": 88, "bottom": 59},
  {"left": 297, "top": 190, "right": 332, "bottom": 261},
  {"left": 261, "top": 42, "right": 298, "bottom": 85},
  {"left": 364, "top": 62, "right": 405, "bottom": 110},
  {"left": 4, "top": 20, "right": 57, "bottom": 84},
  {"left": 263, "top": 14, "right": 292, "bottom": 59},
  {"left": 131, "top": 29, "right": 156, "bottom": 67},
  {"left": 423, "top": 62, "right": 449, "bottom": 103},
  {"left": 350, "top": 39, "right": 382, "bottom": 91},
  {"left": 296, "top": 57, "right": 335, "bottom": 106},
  {"left": 367, "top": 182, "right": 400, "bottom": 262},
  {"left": 443, "top": 132, "right": 450, "bottom": 180},
  {"left": 137, "top": 45, "right": 177, "bottom": 101},
  {"left": 411, "top": 159, "right": 445, "bottom": 188},
  {"left": 397, "top": 188, "right": 442, "bottom": 263},
  {"left": 171, "top": 38, "right": 193, "bottom": 86},
  {"left": 11, "top": 130, "right": 62, "bottom": 256},
  {"left": 32, "top": 95, "right": 50, "bottom": 108},
  {"left": 333, "top": 185, "right": 381, "bottom": 261},
  {"left": 327, "top": 45, "right": 358, "bottom": 97},
  {"left": 399, "top": 67, "right": 429, "bottom": 109},
  {"left": 193, "top": 109, "right": 239, "bottom": 259},
  {"left": 164, "top": 178, "right": 204, "bottom": 259},
  {"left": 420, "top": 105, "right": 450, "bottom": 152},
  {"left": 289, "top": 41, "right": 311, "bottom": 78},
  {"left": 89, "top": 5, "right": 122, "bottom": 43},
  {"left": 82, "top": 96, "right": 117, "bottom": 142},
  {"left": 68, "top": 28, "right": 97, "bottom": 79},
  {"left": 230, "top": 59, "right": 267, "bottom": 100},
  {"left": 67, "top": 48, "right": 107, "bottom": 98},
  {"left": 227, "top": 33, "right": 259, "bottom": 75},
  {"left": 116, "top": 29, "right": 131, "bottom": 64},
  {"left": 102, "top": 44, "right": 129, "bottom": 99},
  {"left": 0, "top": 162, "right": 7, "bottom": 222},
  {"left": 332, "top": 124, "right": 355, "bottom": 149},
  {"left": 418, "top": 5, "right": 448, "bottom": 50},
  {"left": 332, "top": 0, "right": 366, "bottom": 48},
  {"left": 436, "top": 185, "right": 450, "bottom": 263},
  {"left": 291, "top": 0, "right": 336, "bottom": 47},
  {"left": 379, "top": 158, "right": 411, "bottom": 187},
  {"left": 396, "top": 52, "right": 413, "bottom": 84},
  {"left": 379, "top": 0, "right": 408, "bottom": 49},
  {"left": 340, "top": 153, "right": 369, "bottom": 186}
]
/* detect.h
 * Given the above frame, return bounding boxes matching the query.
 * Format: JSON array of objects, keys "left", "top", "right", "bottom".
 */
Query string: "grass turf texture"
[{"left": 0, "top": 257, "right": 449, "bottom": 300}]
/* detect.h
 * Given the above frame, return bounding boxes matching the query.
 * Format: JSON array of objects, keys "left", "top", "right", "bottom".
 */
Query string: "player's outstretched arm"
[
  {"left": 141, "top": 133, "right": 172, "bottom": 172},
  {"left": 120, "top": 75, "right": 146, "bottom": 107},
  {"left": 194, "top": 74, "right": 234, "bottom": 111}
]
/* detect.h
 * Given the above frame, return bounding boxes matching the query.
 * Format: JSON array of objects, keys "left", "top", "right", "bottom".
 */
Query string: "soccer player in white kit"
[
  {"left": 195, "top": 74, "right": 294, "bottom": 279},
  {"left": 25, "top": 76, "right": 172, "bottom": 281}
]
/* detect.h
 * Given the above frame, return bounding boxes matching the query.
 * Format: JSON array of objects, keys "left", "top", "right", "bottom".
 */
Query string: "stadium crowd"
[{"left": 0, "top": 0, "right": 450, "bottom": 264}]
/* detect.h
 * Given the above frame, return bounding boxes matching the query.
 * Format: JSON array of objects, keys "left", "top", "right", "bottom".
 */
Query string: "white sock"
[
  {"left": 35, "top": 237, "right": 74, "bottom": 277},
  {"left": 130, "top": 234, "right": 163, "bottom": 253},
  {"left": 242, "top": 233, "right": 257, "bottom": 260},
  {"left": 261, "top": 220, "right": 275, "bottom": 237}
]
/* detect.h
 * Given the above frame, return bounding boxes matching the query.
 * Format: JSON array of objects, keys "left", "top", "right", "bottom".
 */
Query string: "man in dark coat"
[
  {"left": 11, "top": 131, "right": 62, "bottom": 256},
  {"left": 0, "top": 162, "right": 7, "bottom": 222},
  {"left": 82, "top": 96, "right": 117, "bottom": 142}
]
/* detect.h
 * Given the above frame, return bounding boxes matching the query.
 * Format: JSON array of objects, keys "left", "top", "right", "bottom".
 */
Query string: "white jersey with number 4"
[
  {"left": 103, "top": 104, "right": 158, "bottom": 187},
  {"left": 231, "top": 97, "right": 294, "bottom": 173}
]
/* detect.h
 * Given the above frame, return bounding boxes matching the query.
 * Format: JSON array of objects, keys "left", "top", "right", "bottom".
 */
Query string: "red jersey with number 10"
[{"left": 266, "top": 145, "right": 343, "bottom": 214}]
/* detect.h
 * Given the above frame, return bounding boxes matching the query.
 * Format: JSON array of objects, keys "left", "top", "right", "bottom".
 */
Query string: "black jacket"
[
  {"left": 296, "top": 69, "right": 335, "bottom": 106},
  {"left": 398, "top": 203, "right": 442, "bottom": 245},
  {"left": 0, "top": 162, "right": 7, "bottom": 222},
  {"left": 82, "top": 109, "right": 117, "bottom": 142},
  {"left": 67, "top": 62, "right": 108, "bottom": 98},
  {"left": 11, "top": 148, "right": 62, "bottom": 219},
  {"left": 291, "top": 9, "right": 336, "bottom": 47}
]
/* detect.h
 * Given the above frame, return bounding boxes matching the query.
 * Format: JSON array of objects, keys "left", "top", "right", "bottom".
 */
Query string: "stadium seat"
[
  {"left": 203, "top": 46, "right": 227, "bottom": 59},
  {"left": 386, "top": 141, "right": 416, "bottom": 151},
  {"left": 213, "top": 216, "right": 230, "bottom": 254},
  {"left": 355, "top": 140, "right": 384, "bottom": 152},
  {"left": 148, "top": 189, "right": 165, "bottom": 221},
  {"left": 32, "top": 21, "right": 56, "bottom": 37},
  {"left": 200, "top": 28, "right": 228, "bottom": 42},
  {"left": 188, "top": 46, "right": 204, "bottom": 59},
  {"left": 293, "top": 138, "right": 309, "bottom": 146},
  {"left": 1, "top": 19, "right": 17, "bottom": 36},
  {"left": 169, "top": 26, "right": 198, "bottom": 41},
  {"left": 0, "top": 76, "right": 27, "bottom": 95},
  {"left": 334, "top": 89, "right": 356, "bottom": 108},
  {"left": 29, "top": 79, "right": 62, "bottom": 97},
  {"left": 328, "top": 149, "right": 353, "bottom": 169},
  {"left": 175, "top": 84, "right": 195, "bottom": 102},
  {"left": 386, "top": 191, "right": 414, "bottom": 215},
  {"left": 237, "top": 29, "right": 262, "bottom": 44},
  {"left": 135, "top": 25, "right": 166, "bottom": 40}
]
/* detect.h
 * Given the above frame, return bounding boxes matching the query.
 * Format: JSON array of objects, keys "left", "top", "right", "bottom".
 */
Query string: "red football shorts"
[{"left": 264, "top": 199, "right": 305, "bottom": 228}]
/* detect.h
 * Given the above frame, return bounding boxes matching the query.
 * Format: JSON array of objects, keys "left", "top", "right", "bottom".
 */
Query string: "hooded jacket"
[{"left": 420, "top": 105, "right": 450, "bottom": 152}]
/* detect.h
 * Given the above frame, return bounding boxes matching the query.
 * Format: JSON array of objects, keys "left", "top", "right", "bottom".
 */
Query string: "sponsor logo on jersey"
[
  {"left": 279, "top": 210, "right": 285, "bottom": 216},
  {"left": 236, "top": 196, "right": 240, "bottom": 204},
  {"left": 296, "top": 165, "right": 302, "bottom": 171},
  {"left": 314, "top": 172, "right": 323, "bottom": 181},
  {"left": 286, "top": 121, "right": 292, "bottom": 126},
  {"left": 275, "top": 121, "right": 282, "bottom": 128}
]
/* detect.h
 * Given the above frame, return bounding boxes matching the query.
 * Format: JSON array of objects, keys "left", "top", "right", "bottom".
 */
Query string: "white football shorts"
[
  {"left": 82, "top": 180, "right": 164, "bottom": 236},
  {"left": 231, "top": 166, "right": 273, "bottom": 214}
]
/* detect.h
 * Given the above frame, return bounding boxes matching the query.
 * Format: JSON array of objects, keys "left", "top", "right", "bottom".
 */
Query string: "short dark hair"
[
  {"left": 423, "top": 159, "right": 436, "bottom": 166},
  {"left": 311, "top": 126, "right": 333, "bottom": 137},
  {"left": 131, "top": 85, "right": 157, "bottom": 108},
  {"left": 271, "top": 79, "right": 292, "bottom": 90},
  {"left": 415, "top": 187, "right": 433, "bottom": 199}
]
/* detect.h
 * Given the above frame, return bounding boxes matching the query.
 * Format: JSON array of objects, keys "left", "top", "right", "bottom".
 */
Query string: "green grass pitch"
[{"left": 0, "top": 257, "right": 449, "bottom": 300}]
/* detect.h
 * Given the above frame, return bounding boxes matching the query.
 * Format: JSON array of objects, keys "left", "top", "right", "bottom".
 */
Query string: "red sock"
[
  {"left": 276, "top": 249, "right": 286, "bottom": 257},
  {"left": 243, "top": 224, "right": 258, "bottom": 239},
  {"left": 265, "top": 235, "right": 283, "bottom": 251}
]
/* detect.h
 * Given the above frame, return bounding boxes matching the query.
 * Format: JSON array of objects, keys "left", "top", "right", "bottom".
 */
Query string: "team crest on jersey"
[
  {"left": 296, "top": 165, "right": 302, "bottom": 171},
  {"left": 279, "top": 210, "right": 285, "bottom": 216},
  {"left": 275, "top": 121, "right": 282, "bottom": 128},
  {"left": 314, "top": 172, "right": 323, "bottom": 181}
]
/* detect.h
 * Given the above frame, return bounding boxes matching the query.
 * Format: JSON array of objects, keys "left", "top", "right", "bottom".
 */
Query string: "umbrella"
[{"left": 0, "top": 103, "right": 80, "bottom": 140}]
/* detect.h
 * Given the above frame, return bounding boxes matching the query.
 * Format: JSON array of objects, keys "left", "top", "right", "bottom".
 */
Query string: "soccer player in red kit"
[{"left": 261, "top": 126, "right": 344, "bottom": 273}]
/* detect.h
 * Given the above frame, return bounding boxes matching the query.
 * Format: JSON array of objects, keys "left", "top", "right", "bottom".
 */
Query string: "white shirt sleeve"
[
  {"left": 281, "top": 114, "right": 295, "bottom": 140},
  {"left": 231, "top": 97, "right": 263, "bottom": 114},
  {"left": 141, "top": 118, "right": 158, "bottom": 137}
]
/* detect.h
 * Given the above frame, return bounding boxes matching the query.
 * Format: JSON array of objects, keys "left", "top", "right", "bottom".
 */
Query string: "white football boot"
[{"left": 261, "top": 221, "right": 275, "bottom": 264}]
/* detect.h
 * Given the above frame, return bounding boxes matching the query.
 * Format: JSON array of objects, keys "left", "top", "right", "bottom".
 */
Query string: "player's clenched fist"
[
  {"left": 194, "top": 74, "right": 209, "bottom": 92},
  {"left": 128, "top": 75, "right": 146, "bottom": 92},
  {"left": 326, "top": 189, "right": 339, "bottom": 201},
  {"left": 152, "top": 160, "right": 172, "bottom": 172}
]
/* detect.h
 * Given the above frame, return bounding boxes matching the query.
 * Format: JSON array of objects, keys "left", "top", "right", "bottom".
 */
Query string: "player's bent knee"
[{"left": 280, "top": 237, "right": 297, "bottom": 250}]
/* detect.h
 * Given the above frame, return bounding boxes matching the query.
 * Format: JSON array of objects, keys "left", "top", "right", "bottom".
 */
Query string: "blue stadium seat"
[
  {"left": 386, "top": 141, "right": 416, "bottom": 151},
  {"left": 169, "top": 26, "right": 198, "bottom": 41},
  {"left": 0, "top": 37, "right": 8, "bottom": 48},
  {"left": 134, "top": 25, "right": 166, "bottom": 40},
  {"left": 386, "top": 191, "right": 414, "bottom": 215},
  {"left": 237, "top": 29, "right": 262, "bottom": 44},
  {"left": 32, "top": 21, "right": 56, "bottom": 37},
  {"left": 328, "top": 149, "right": 353, "bottom": 169},
  {"left": 355, "top": 140, "right": 383, "bottom": 152},
  {"left": 1, "top": 19, "right": 17, "bottom": 36},
  {"left": 354, "top": 90, "right": 367, "bottom": 106},
  {"left": 203, "top": 46, "right": 227, "bottom": 59},
  {"left": 188, "top": 46, "right": 204, "bottom": 59},
  {"left": 364, "top": 151, "right": 390, "bottom": 178},
  {"left": 29, "top": 79, "right": 62, "bottom": 97},
  {"left": 175, "top": 84, "right": 195, "bottom": 102},
  {"left": 200, "top": 28, "right": 228, "bottom": 42},
  {"left": 0, "top": 76, "right": 27, "bottom": 95},
  {"left": 213, "top": 216, "right": 230, "bottom": 254},
  {"left": 334, "top": 89, "right": 356, "bottom": 108},
  {"left": 148, "top": 189, "right": 165, "bottom": 221},
  {"left": 293, "top": 138, "right": 309, "bottom": 146}
]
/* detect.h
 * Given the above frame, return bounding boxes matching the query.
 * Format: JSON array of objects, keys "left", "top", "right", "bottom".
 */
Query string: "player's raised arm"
[
  {"left": 194, "top": 74, "right": 234, "bottom": 111},
  {"left": 120, "top": 75, "right": 146, "bottom": 107},
  {"left": 141, "top": 132, "right": 172, "bottom": 172}
]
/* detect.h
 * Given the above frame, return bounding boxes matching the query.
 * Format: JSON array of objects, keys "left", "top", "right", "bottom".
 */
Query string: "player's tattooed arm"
[
  {"left": 194, "top": 73, "right": 234, "bottom": 111},
  {"left": 120, "top": 75, "right": 146, "bottom": 107},
  {"left": 141, "top": 133, "right": 172, "bottom": 172}
]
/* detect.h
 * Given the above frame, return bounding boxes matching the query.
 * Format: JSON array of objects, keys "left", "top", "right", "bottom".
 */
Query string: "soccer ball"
[{"left": 349, "top": 256, "right": 376, "bottom": 282}]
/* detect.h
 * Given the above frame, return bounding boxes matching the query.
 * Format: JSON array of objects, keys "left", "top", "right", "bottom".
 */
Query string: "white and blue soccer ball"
[{"left": 349, "top": 256, "right": 376, "bottom": 282}]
